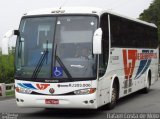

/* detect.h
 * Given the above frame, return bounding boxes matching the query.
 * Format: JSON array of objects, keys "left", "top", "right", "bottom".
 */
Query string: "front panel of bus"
[{"left": 14, "top": 15, "right": 99, "bottom": 109}]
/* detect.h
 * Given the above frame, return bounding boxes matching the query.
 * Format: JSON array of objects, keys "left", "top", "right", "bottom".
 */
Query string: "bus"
[{"left": 2, "top": 7, "right": 159, "bottom": 110}]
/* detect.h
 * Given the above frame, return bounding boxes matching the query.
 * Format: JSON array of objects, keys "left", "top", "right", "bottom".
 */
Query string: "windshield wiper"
[
  {"left": 56, "top": 55, "right": 72, "bottom": 79},
  {"left": 32, "top": 41, "right": 49, "bottom": 78},
  {"left": 55, "top": 45, "right": 72, "bottom": 79}
]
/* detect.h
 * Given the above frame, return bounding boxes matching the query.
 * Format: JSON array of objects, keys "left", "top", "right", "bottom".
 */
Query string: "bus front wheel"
[{"left": 105, "top": 82, "right": 118, "bottom": 110}]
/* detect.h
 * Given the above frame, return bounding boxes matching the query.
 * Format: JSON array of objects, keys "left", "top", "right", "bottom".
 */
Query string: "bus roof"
[{"left": 25, "top": 7, "right": 157, "bottom": 28}]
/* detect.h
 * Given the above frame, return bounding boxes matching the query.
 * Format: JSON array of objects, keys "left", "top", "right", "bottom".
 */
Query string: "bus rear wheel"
[{"left": 142, "top": 74, "right": 151, "bottom": 93}]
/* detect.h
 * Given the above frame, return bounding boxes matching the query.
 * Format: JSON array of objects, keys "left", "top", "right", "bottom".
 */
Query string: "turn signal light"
[{"left": 74, "top": 88, "right": 96, "bottom": 95}]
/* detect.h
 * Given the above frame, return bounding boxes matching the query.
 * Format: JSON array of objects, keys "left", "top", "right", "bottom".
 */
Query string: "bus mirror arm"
[
  {"left": 93, "top": 28, "right": 102, "bottom": 55},
  {"left": 2, "top": 29, "right": 19, "bottom": 55},
  {"left": 14, "top": 30, "right": 20, "bottom": 36}
]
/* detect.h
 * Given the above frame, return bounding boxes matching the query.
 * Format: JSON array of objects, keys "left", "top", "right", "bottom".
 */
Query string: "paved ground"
[
  {"left": 0, "top": 96, "right": 14, "bottom": 101},
  {"left": 0, "top": 79, "right": 160, "bottom": 119}
]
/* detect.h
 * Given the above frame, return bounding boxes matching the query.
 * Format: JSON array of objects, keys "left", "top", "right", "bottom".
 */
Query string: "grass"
[{"left": 6, "top": 90, "right": 15, "bottom": 97}]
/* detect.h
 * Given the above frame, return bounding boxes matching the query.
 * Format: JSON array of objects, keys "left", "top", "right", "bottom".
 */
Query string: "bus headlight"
[
  {"left": 74, "top": 88, "right": 96, "bottom": 95},
  {"left": 16, "top": 87, "right": 32, "bottom": 94}
]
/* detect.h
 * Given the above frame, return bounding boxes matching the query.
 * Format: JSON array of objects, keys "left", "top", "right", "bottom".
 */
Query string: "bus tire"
[
  {"left": 105, "top": 82, "right": 118, "bottom": 110},
  {"left": 142, "top": 74, "right": 151, "bottom": 94}
]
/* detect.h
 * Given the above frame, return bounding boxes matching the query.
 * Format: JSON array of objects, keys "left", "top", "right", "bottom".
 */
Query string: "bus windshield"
[{"left": 15, "top": 16, "right": 98, "bottom": 81}]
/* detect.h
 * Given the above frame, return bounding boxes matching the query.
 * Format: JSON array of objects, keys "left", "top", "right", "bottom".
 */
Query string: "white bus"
[{"left": 2, "top": 7, "right": 159, "bottom": 110}]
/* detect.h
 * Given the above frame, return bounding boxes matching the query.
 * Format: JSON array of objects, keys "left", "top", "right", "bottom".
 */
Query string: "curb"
[{"left": 0, "top": 96, "right": 15, "bottom": 101}]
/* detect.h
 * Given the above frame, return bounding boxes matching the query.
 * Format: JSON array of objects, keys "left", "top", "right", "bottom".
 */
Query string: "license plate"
[{"left": 45, "top": 99, "right": 59, "bottom": 104}]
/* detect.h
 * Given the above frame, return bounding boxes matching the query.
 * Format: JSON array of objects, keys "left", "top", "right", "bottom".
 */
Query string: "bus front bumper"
[{"left": 15, "top": 92, "right": 98, "bottom": 109}]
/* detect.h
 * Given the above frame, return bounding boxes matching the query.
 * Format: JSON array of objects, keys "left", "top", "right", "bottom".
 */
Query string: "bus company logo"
[
  {"left": 123, "top": 49, "right": 137, "bottom": 80},
  {"left": 17, "top": 83, "right": 50, "bottom": 90},
  {"left": 123, "top": 49, "right": 157, "bottom": 80},
  {"left": 137, "top": 50, "right": 157, "bottom": 60},
  {"left": 36, "top": 84, "right": 50, "bottom": 90}
]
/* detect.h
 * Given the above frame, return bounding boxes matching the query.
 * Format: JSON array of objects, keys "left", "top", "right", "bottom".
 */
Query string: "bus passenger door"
[{"left": 98, "top": 13, "right": 110, "bottom": 107}]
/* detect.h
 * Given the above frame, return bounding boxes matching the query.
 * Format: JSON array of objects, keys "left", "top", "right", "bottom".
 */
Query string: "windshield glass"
[
  {"left": 54, "top": 16, "right": 97, "bottom": 79},
  {"left": 15, "top": 17, "right": 56, "bottom": 78},
  {"left": 15, "top": 16, "right": 98, "bottom": 80}
]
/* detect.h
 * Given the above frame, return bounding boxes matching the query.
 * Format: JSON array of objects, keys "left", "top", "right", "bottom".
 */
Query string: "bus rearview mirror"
[
  {"left": 1, "top": 29, "right": 19, "bottom": 55},
  {"left": 3, "top": 30, "right": 19, "bottom": 38},
  {"left": 93, "top": 28, "right": 102, "bottom": 54}
]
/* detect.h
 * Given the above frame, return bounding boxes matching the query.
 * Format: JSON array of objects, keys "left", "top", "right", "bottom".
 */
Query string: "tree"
[{"left": 139, "top": 0, "right": 160, "bottom": 41}]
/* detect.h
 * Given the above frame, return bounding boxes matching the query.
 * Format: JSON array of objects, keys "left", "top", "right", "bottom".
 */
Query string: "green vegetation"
[
  {"left": 6, "top": 90, "right": 15, "bottom": 97},
  {"left": 139, "top": 0, "right": 160, "bottom": 41},
  {"left": 0, "top": 48, "right": 15, "bottom": 84}
]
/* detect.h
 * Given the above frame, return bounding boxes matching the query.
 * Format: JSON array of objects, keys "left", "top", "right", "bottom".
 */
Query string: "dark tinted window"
[
  {"left": 110, "top": 15, "right": 158, "bottom": 48},
  {"left": 99, "top": 13, "right": 110, "bottom": 76},
  {"left": 100, "top": 14, "right": 109, "bottom": 67}
]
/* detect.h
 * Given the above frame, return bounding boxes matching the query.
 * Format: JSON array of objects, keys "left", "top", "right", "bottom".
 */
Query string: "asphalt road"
[{"left": 0, "top": 79, "right": 160, "bottom": 119}]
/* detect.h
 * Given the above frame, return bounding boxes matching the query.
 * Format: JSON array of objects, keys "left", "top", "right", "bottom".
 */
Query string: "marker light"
[
  {"left": 51, "top": 10, "right": 65, "bottom": 14},
  {"left": 74, "top": 88, "right": 96, "bottom": 95}
]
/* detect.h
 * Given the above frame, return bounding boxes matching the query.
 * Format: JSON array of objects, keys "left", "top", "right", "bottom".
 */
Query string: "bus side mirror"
[
  {"left": 3, "top": 30, "right": 19, "bottom": 38},
  {"left": 93, "top": 28, "right": 102, "bottom": 54},
  {"left": 2, "top": 30, "right": 19, "bottom": 55}
]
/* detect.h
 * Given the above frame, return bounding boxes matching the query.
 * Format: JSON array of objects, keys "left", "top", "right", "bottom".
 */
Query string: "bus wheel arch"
[
  {"left": 114, "top": 77, "right": 120, "bottom": 99},
  {"left": 143, "top": 69, "right": 151, "bottom": 93},
  {"left": 106, "top": 76, "right": 120, "bottom": 110}
]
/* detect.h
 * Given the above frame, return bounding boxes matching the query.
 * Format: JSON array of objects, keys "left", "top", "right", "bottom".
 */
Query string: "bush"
[{"left": 0, "top": 51, "right": 14, "bottom": 83}]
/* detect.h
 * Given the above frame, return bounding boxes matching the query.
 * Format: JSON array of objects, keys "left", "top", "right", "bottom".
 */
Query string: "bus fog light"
[
  {"left": 90, "top": 100, "right": 94, "bottom": 104},
  {"left": 74, "top": 88, "right": 96, "bottom": 95},
  {"left": 20, "top": 99, "right": 24, "bottom": 102},
  {"left": 16, "top": 98, "right": 19, "bottom": 102},
  {"left": 84, "top": 101, "right": 88, "bottom": 104}
]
